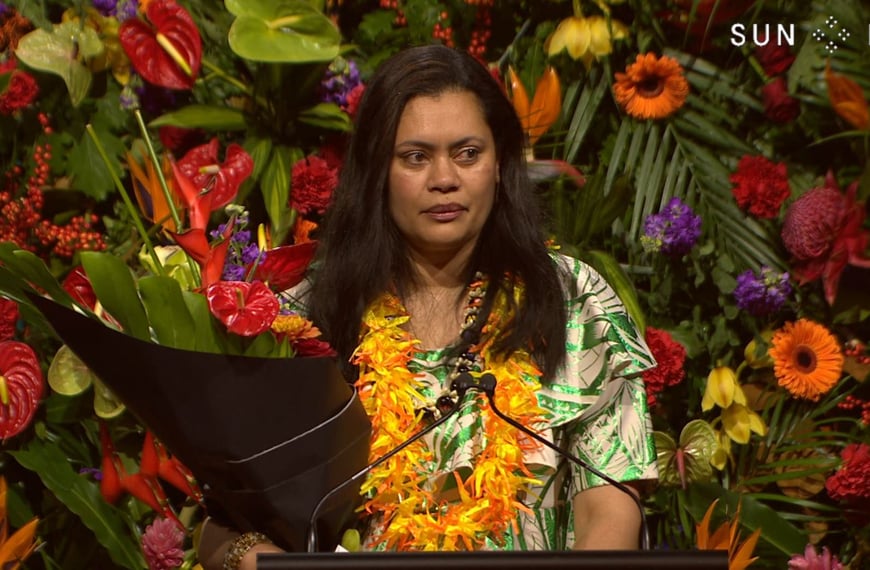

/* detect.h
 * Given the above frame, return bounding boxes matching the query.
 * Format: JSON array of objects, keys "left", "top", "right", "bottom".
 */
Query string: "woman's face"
[{"left": 388, "top": 90, "right": 498, "bottom": 262}]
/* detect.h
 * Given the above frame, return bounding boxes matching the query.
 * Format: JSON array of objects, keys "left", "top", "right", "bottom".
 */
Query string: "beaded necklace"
[{"left": 351, "top": 275, "right": 548, "bottom": 551}]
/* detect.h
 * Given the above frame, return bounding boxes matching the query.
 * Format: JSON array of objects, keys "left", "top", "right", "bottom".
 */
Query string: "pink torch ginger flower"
[
  {"left": 780, "top": 171, "right": 870, "bottom": 304},
  {"left": 142, "top": 517, "right": 185, "bottom": 570},
  {"left": 788, "top": 544, "right": 843, "bottom": 570}
]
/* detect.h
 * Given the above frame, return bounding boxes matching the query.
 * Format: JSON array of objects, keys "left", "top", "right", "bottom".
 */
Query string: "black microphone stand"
[
  {"left": 474, "top": 373, "right": 651, "bottom": 551},
  {"left": 306, "top": 373, "right": 479, "bottom": 552}
]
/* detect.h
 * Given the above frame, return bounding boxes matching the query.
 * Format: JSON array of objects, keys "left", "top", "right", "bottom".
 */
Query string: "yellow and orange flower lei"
[{"left": 351, "top": 280, "right": 548, "bottom": 551}]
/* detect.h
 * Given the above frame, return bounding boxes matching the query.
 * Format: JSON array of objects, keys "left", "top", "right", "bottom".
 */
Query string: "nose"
[{"left": 428, "top": 156, "right": 459, "bottom": 193}]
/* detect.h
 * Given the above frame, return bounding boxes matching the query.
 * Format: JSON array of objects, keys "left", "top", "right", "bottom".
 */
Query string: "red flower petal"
[
  {"left": 170, "top": 226, "right": 233, "bottom": 289},
  {"left": 118, "top": 0, "right": 202, "bottom": 90},
  {"left": 0, "top": 341, "right": 45, "bottom": 439},
  {"left": 253, "top": 241, "right": 318, "bottom": 291},
  {"left": 206, "top": 281, "right": 280, "bottom": 337},
  {"left": 62, "top": 266, "right": 97, "bottom": 310},
  {"left": 178, "top": 139, "right": 253, "bottom": 210}
]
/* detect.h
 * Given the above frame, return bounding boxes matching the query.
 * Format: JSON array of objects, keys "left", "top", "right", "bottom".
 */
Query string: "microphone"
[
  {"left": 474, "top": 373, "right": 651, "bottom": 551},
  {"left": 306, "top": 373, "right": 478, "bottom": 552}
]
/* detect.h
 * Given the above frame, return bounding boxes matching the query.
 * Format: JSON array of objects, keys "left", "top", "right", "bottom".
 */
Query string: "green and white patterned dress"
[{"left": 289, "top": 253, "right": 658, "bottom": 550}]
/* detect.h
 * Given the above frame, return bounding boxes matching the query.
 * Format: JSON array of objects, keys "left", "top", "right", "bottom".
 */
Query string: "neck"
[{"left": 405, "top": 241, "right": 476, "bottom": 292}]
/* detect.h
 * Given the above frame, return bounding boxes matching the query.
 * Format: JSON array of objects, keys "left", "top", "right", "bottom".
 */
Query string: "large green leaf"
[
  {"left": 298, "top": 103, "right": 353, "bottom": 131},
  {"left": 14, "top": 23, "right": 103, "bottom": 107},
  {"left": 80, "top": 252, "right": 150, "bottom": 341},
  {"left": 10, "top": 439, "right": 147, "bottom": 570},
  {"left": 182, "top": 290, "right": 223, "bottom": 353},
  {"left": 149, "top": 104, "right": 247, "bottom": 131},
  {"left": 581, "top": 249, "right": 647, "bottom": 334},
  {"left": 261, "top": 144, "right": 303, "bottom": 245},
  {"left": 0, "top": 244, "right": 76, "bottom": 306},
  {"left": 562, "top": 69, "right": 610, "bottom": 163},
  {"left": 226, "top": 0, "right": 340, "bottom": 63},
  {"left": 137, "top": 276, "right": 197, "bottom": 350},
  {"left": 687, "top": 482, "right": 806, "bottom": 556}
]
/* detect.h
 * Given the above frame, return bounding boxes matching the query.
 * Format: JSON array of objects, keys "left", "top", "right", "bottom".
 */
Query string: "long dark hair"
[{"left": 308, "top": 44, "right": 567, "bottom": 381}]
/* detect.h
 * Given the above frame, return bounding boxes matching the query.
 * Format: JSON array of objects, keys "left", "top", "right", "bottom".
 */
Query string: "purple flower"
[
  {"left": 788, "top": 544, "right": 843, "bottom": 570},
  {"left": 0, "top": 3, "right": 10, "bottom": 16},
  {"left": 115, "top": 0, "right": 139, "bottom": 22},
  {"left": 641, "top": 197, "right": 702, "bottom": 256},
  {"left": 734, "top": 266, "right": 791, "bottom": 316},
  {"left": 142, "top": 517, "right": 185, "bottom": 570},
  {"left": 319, "top": 57, "right": 362, "bottom": 110},
  {"left": 222, "top": 263, "right": 246, "bottom": 282},
  {"left": 241, "top": 243, "right": 261, "bottom": 265},
  {"left": 92, "top": 0, "right": 118, "bottom": 17}
]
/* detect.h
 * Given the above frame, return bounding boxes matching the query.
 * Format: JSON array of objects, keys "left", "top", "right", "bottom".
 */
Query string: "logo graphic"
[{"left": 812, "top": 16, "right": 851, "bottom": 53}]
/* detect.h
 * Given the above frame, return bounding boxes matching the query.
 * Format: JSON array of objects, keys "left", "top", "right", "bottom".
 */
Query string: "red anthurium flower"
[
  {"left": 118, "top": 0, "right": 202, "bottom": 90},
  {"left": 170, "top": 225, "right": 233, "bottom": 290},
  {"left": 62, "top": 266, "right": 98, "bottom": 310},
  {"left": 0, "top": 341, "right": 45, "bottom": 440},
  {"left": 178, "top": 139, "right": 254, "bottom": 211},
  {"left": 206, "top": 281, "right": 280, "bottom": 337},
  {"left": 252, "top": 241, "right": 318, "bottom": 292}
]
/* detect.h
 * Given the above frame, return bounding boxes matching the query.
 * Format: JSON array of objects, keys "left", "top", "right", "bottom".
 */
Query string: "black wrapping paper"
[{"left": 26, "top": 293, "right": 371, "bottom": 552}]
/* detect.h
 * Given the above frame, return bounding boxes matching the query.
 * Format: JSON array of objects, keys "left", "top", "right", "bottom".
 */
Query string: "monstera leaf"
[
  {"left": 15, "top": 22, "right": 104, "bottom": 106},
  {"left": 225, "top": 0, "right": 340, "bottom": 63}
]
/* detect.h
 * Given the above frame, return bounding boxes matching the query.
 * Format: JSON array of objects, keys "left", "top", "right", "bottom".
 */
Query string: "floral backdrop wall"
[{"left": 1, "top": 0, "right": 869, "bottom": 568}]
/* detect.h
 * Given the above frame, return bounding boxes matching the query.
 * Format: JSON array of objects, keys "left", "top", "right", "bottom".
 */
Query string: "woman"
[{"left": 201, "top": 44, "right": 657, "bottom": 570}]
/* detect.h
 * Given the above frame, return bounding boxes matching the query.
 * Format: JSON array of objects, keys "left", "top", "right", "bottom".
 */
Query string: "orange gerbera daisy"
[
  {"left": 768, "top": 319, "right": 843, "bottom": 401},
  {"left": 613, "top": 53, "right": 689, "bottom": 120}
]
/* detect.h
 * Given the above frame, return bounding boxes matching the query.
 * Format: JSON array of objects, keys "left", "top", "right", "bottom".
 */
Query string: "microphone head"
[
  {"left": 479, "top": 373, "right": 496, "bottom": 394},
  {"left": 451, "top": 372, "right": 476, "bottom": 396}
]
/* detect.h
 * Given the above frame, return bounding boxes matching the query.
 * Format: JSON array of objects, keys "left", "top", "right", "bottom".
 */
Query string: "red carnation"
[
  {"left": 641, "top": 327, "right": 686, "bottom": 407},
  {"left": 825, "top": 443, "right": 870, "bottom": 524},
  {"left": 761, "top": 77, "right": 799, "bottom": 123},
  {"left": 0, "top": 70, "right": 39, "bottom": 115},
  {"left": 0, "top": 298, "right": 19, "bottom": 342},
  {"left": 290, "top": 155, "right": 338, "bottom": 215},
  {"left": 730, "top": 155, "right": 791, "bottom": 219}
]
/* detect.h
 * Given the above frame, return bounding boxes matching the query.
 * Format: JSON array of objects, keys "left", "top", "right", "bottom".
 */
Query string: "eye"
[
  {"left": 455, "top": 147, "right": 479, "bottom": 162},
  {"left": 402, "top": 151, "right": 427, "bottom": 165}
]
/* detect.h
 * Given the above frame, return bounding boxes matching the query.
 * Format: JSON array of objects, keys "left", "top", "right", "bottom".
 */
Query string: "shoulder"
[{"left": 550, "top": 251, "right": 655, "bottom": 382}]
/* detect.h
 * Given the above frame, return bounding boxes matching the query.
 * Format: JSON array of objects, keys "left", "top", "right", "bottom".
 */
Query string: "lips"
[{"left": 424, "top": 203, "right": 465, "bottom": 214}]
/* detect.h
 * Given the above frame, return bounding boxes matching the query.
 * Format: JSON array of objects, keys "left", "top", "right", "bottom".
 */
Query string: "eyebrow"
[{"left": 394, "top": 136, "right": 488, "bottom": 151}]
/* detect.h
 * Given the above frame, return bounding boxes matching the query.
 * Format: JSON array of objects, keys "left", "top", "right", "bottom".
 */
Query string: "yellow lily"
[
  {"left": 547, "top": 15, "right": 628, "bottom": 68},
  {"left": 710, "top": 429, "right": 732, "bottom": 471},
  {"left": 721, "top": 403, "right": 767, "bottom": 445},
  {"left": 507, "top": 65, "right": 562, "bottom": 148},
  {"left": 0, "top": 477, "right": 40, "bottom": 570},
  {"left": 743, "top": 331, "right": 774, "bottom": 369},
  {"left": 696, "top": 499, "right": 762, "bottom": 570},
  {"left": 702, "top": 366, "right": 746, "bottom": 411}
]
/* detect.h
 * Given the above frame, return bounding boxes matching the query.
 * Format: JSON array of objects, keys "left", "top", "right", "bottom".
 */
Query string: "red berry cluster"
[
  {"left": 432, "top": 11, "right": 454, "bottom": 47},
  {"left": 467, "top": 7, "right": 492, "bottom": 59},
  {"left": 844, "top": 339, "right": 870, "bottom": 365},
  {"left": 838, "top": 395, "right": 870, "bottom": 426},
  {"left": 379, "top": 0, "right": 406, "bottom": 26},
  {"left": 0, "top": 113, "right": 106, "bottom": 258}
]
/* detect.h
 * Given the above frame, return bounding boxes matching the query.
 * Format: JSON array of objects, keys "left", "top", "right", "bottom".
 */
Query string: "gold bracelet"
[{"left": 223, "top": 531, "right": 272, "bottom": 570}]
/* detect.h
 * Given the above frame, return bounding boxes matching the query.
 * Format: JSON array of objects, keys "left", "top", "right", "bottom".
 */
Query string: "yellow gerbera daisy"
[
  {"left": 768, "top": 319, "right": 843, "bottom": 401},
  {"left": 613, "top": 53, "right": 689, "bottom": 120}
]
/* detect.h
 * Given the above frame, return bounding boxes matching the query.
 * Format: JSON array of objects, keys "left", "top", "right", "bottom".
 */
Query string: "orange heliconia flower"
[
  {"left": 825, "top": 62, "right": 869, "bottom": 130},
  {"left": 614, "top": 53, "right": 689, "bottom": 120},
  {"left": 0, "top": 476, "right": 40, "bottom": 570},
  {"left": 768, "top": 319, "right": 843, "bottom": 401},
  {"left": 507, "top": 65, "right": 562, "bottom": 147},
  {"left": 696, "top": 499, "right": 761, "bottom": 570}
]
